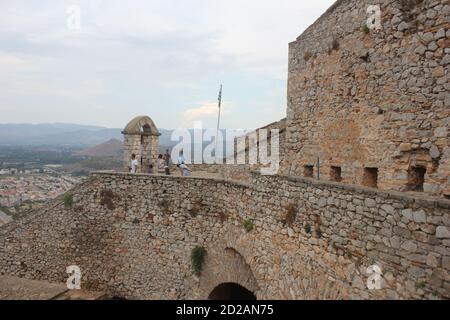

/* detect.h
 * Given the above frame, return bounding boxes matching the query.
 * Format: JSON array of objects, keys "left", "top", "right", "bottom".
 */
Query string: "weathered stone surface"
[
  {"left": 443, "top": 256, "right": 450, "bottom": 270},
  {"left": 430, "top": 146, "right": 441, "bottom": 159},
  {"left": 401, "top": 240, "right": 418, "bottom": 252},
  {"left": 400, "top": 143, "right": 412, "bottom": 152},
  {"left": 434, "top": 127, "right": 447, "bottom": 138},
  {"left": 365, "top": 198, "right": 376, "bottom": 208},
  {"left": 401, "top": 209, "right": 413, "bottom": 221},
  {"left": 436, "top": 226, "right": 450, "bottom": 239},
  {"left": 282, "top": 0, "right": 450, "bottom": 199},
  {"left": 413, "top": 210, "right": 427, "bottom": 224},
  {"left": 381, "top": 204, "right": 395, "bottom": 215},
  {"left": 0, "top": 171, "right": 448, "bottom": 300}
]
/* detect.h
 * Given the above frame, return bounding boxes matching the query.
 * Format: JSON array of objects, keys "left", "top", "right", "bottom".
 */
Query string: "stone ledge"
[
  {"left": 91, "top": 171, "right": 450, "bottom": 209},
  {"left": 90, "top": 171, "right": 450, "bottom": 210},
  {"left": 90, "top": 171, "right": 251, "bottom": 189},
  {"left": 251, "top": 171, "right": 450, "bottom": 210}
]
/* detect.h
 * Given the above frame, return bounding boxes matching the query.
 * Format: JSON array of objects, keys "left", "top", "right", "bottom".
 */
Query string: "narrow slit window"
[
  {"left": 406, "top": 166, "right": 426, "bottom": 192},
  {"left": 363, "top": 167, "right": 378, "bottom": 188},
  {"left": 304, "top": 165, "right": 314, "bottom": 178},
  {"left": 330, "top": 166, "right": 342, "bottom": 182}
]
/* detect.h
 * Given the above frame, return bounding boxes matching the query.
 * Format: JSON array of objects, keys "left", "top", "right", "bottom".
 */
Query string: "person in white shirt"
[
  {"left": 130, "top": 154, "right": 139, "bottom": 173},
  {"left": 177, "top": 150, "right": 187, "bottom": 175},
  {"left": 178, "top": 150, "right": 186, "bottom": 166}
]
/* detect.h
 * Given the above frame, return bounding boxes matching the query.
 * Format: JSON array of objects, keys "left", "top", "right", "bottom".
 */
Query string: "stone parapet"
[{"left": 0, "top": 171, "right": 448, "bottom": 299}]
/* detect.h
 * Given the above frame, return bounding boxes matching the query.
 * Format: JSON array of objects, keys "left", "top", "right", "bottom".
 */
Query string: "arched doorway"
[
  {"left": 208, "top": 283, "right": 256, "bottom": 300},
  {"left": 199, "top": 246, "right": 260, "bottom": 299}
]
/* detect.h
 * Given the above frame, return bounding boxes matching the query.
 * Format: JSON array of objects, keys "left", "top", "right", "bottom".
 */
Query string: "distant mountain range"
[
  {"left": 75, "top": 138, "right": 180, "bottom": 158},
  {"left": 0, "top": 123, "right": 234, "bottom": 159},
  {"left": 0, "top": 123, "right": 174, "bottom": 147}
]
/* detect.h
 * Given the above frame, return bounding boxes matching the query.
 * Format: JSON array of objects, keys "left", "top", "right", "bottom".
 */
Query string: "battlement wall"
[
  {"left": 284, "top": 0, "right": 449, "bottom": 198},
  {"left": 0, "top": 171, "right": 448, "bottom": 299}
]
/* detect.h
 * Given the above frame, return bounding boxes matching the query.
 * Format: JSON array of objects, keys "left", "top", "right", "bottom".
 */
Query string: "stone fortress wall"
[
  {"left": 0, "top": 0, "right": 449, "bottom": 300},
  {"left": 215, "top": 118, "right": 287, "bottom": 182},
  {"left": 174, "top": 118, "right": 287, "bottom": 182},
  {"left": 283, "top": 0, "right": 449, "bottom": 198},
  {"left": 0, "top": 171, "right": 448, "bottom": 299}
]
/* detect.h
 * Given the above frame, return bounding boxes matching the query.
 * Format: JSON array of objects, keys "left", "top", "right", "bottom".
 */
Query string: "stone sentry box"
[{"left": 122, "top": 116, "right": 160, "bottom": 173}]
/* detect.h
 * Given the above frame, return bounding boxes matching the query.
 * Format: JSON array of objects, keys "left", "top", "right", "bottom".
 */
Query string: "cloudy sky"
[{"left": 0, "top": 0, "right": 334, "bottom": 129}]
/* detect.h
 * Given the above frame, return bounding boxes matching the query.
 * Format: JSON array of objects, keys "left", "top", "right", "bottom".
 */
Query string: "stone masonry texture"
[
  {"left": 0, "top": 172, "right": 449, "bottom": 299},
  {"left": 283, "top": 0, "right": 450, "bottom": 198}
]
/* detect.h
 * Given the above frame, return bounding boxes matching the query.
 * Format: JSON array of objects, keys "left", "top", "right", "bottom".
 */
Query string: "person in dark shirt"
[{"left": 164, "top": 149, "right": 171, "bottom": 167}]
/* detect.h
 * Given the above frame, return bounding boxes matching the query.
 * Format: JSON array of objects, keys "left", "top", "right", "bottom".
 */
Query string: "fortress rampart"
[
  {"left": 284, "top": 0, "right": 449, "bottom": 198},
  {"left": 0, "top": 171, "right": 448, "bottom": 299}
]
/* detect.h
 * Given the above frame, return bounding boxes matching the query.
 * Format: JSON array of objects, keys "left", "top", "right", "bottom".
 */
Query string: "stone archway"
[
  {"left": 208, "top": 283, "right": 256, "bottom": 300},
  {"left": 122, "top": 115, "right": 161, "bottom": 173},
  {"left": 199, "top": 247, "right": 260, "bottom": 300}
]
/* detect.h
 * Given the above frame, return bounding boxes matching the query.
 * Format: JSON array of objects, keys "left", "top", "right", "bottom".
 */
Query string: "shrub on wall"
[
  {"left": 243, "top": 219, "right": 254, "bottom": 233},
  {"left": 190, "top": 246, "right": 207, "bottom": 276},
  {"left": 63, "top": 192, "right": 73, "bottom": 208},
  {"left": 362, "top": 25, "right": 370, "bottom": 34}
]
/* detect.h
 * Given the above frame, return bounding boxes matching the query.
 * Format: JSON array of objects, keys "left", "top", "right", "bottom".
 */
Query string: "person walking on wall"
[
  {"left": 164, "top": 149, "right": 171, "bottom": 167},
  {"left": 130, "top": 154, "right": 139, "bottom": 173},
  {"left": 163, "top": 150, "right": 171, "bottom": 175},
  {"left": 178, "top": 149, "right": 186, "bottom": 165},
  {"left": 179, "top": 163, "right": 192, "bottom": 177},
  {"left": 177, "top": 149, "right": 186, "bottom": 176}
]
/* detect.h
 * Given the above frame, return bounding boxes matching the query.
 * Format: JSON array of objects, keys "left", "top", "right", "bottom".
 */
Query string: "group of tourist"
[
  {"left": 129, "top": 149, "right": 191, "bottom": 177},
  {"left": 152, "top": 150, "right": 171, "bottom": 175}
]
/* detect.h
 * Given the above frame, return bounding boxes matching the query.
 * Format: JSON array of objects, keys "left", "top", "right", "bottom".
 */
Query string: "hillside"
[{"left": 76, "top": 139, "right": 123, "bottom": 157}]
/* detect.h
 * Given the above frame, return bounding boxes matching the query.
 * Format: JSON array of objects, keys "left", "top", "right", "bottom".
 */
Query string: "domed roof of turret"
[{"left": 122, "top": 115, "right": 160, "bottom": 136}]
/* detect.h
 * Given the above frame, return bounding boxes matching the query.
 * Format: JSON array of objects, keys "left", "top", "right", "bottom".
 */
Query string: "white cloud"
[
  {"left": 0, "top": 53, "right": 30, "bottom": 71},
  {"left": 0, "top": 0, "right": 335, "bottom": 128},
  {"left": 183, "top": 101, "right": 232, "bottom": 123},
  {"left": 36, "top": 79, "right": 105, "bottom": 98}
]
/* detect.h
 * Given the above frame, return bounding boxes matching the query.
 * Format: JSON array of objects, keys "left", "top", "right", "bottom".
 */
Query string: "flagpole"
[{"left": 215, "top": 84, "right": 222, "bottom": 161}]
